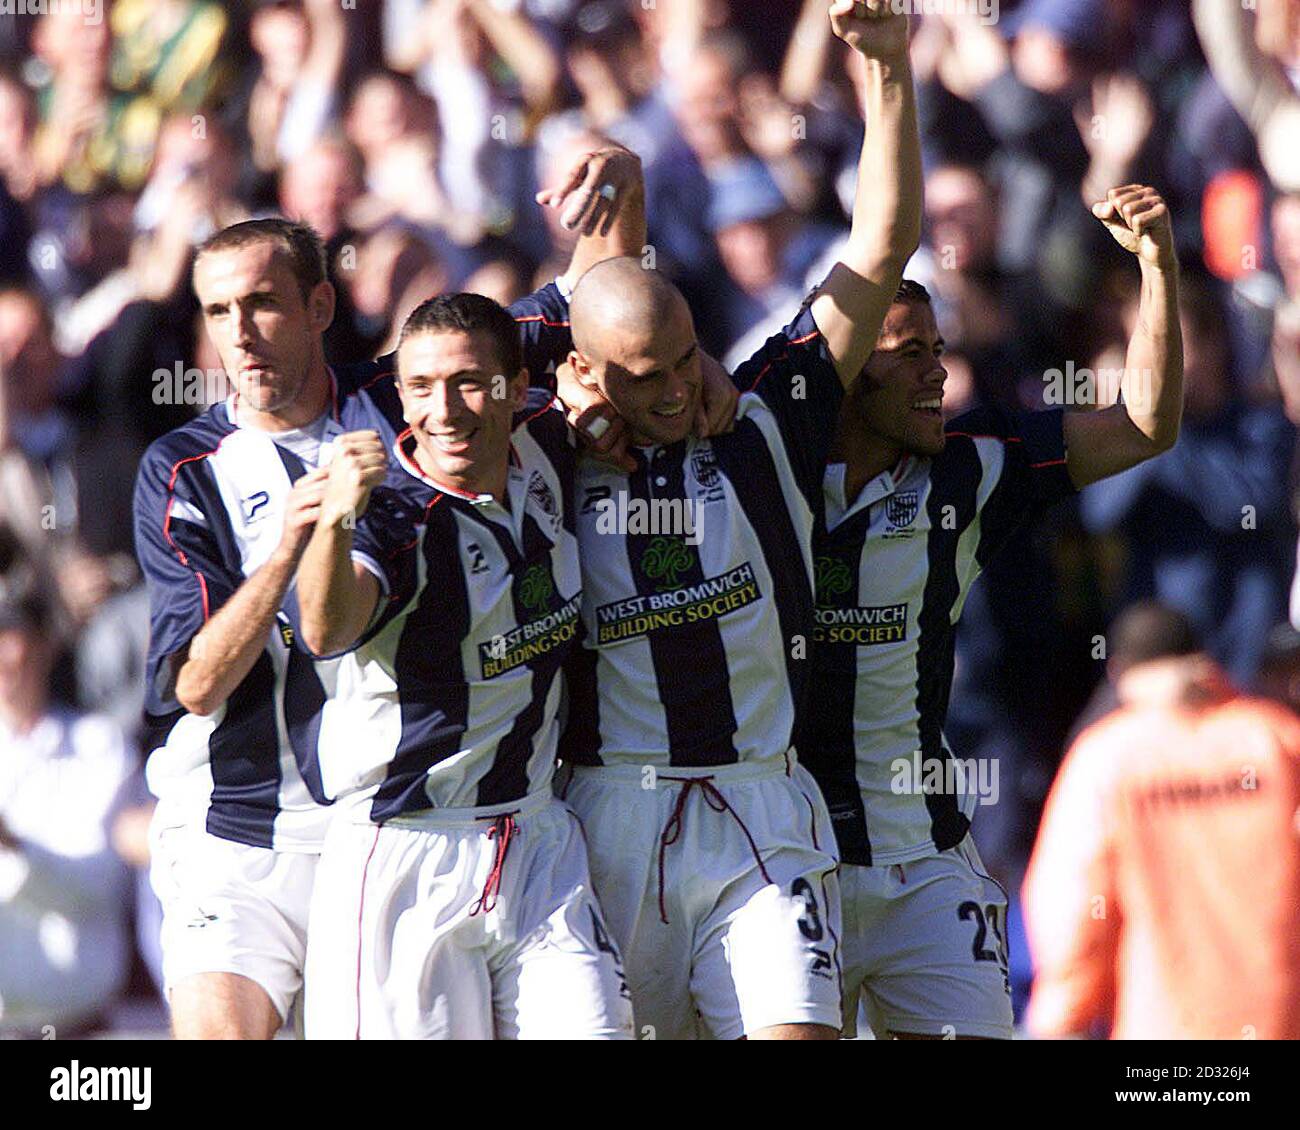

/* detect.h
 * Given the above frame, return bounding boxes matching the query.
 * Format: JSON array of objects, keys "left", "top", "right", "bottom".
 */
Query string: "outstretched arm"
[
  {"left": 1063, "top": 185, "right": 1183, "bottom": 488},
  {"left": 810, "top": 1, "right": 923, "bottom": 387}
]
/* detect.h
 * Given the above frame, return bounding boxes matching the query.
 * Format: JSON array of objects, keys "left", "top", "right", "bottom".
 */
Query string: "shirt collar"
[
  {"left": 394, "top": 429, "right": 516, "bottom": 509},
  {"left": 824, "top": 456, "right": 915, "bottom": 529}
]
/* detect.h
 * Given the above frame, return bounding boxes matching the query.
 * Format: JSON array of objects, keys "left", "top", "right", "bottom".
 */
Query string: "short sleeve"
[
  {"left": 948, "top": 404, "right": 1077, "bottom": 560},
  {"left": 133, "top": 444, "right": 242, "bottom": 714},
  {"left": 283, "top": 483, "right": 425, "bottom": 659},
  {"left": 731, "top": 301, "right": 844, "bottom": 505},
  {"left": 510, "top": 282, "right": 573, "bottom": 394}
]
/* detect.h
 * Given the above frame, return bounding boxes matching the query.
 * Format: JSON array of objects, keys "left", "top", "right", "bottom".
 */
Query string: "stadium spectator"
[
  {"left": 1194, "top": 0, "right": 1300, "bottom": 193},
  {"left": 1024, "top": 601, "right": 1300, "bottom": 1039},
  {"left": 0, "top": 583, "right": 132, "bottom": 1037},
  {"left": 1080, "top": 276, "right": 1296, "bottom": 682}
]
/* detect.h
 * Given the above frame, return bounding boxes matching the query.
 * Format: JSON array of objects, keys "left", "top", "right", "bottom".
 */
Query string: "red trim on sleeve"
[
  {"left": 514, "top": 314, "right": 571, "bottom": 329},
  {"left": 744, "top": 329, "right": 825, "bottom": 392},
  {"left": 162, "top": 444, "right": 230, "bottom": 622},
  {"left": 517, "top": 395, "right": 560, "bottom": 427}
]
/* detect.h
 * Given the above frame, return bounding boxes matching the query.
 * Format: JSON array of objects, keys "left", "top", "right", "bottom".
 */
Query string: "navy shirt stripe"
[
  {"left": 626, "top": 450, "right": 739, "bottom": 766},
  {"left": 371, "top": 508, "right": 474, "bottom": 821}
]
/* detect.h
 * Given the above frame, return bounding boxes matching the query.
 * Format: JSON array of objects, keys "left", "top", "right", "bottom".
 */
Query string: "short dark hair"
[
  {"left": 894, "top": 278, "right": 932, "bottom": 307},
  {"left": 1108, "top": 601, "right": 1203, "bottom": 676},
  {"left": 397, "top": 293, "right": 523, "bottom": 380},
  {"left": 195, "top": 218, "right": 328, "bottom": 301}
]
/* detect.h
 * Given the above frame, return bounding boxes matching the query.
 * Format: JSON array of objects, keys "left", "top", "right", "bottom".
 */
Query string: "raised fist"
[
  {"left": 322, "top": 430, "right": 389, "bottom": 528},
  {"left": 829, "top": 0, "right": 910, "bottom": 60},
  {"left": 1092, "top": 184, "right": 1177, "bottom": 270}
]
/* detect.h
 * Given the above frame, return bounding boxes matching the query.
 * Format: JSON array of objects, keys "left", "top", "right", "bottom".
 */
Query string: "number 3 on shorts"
[{"left": 791, "top": 878, "right": 824, "bottom": 941}]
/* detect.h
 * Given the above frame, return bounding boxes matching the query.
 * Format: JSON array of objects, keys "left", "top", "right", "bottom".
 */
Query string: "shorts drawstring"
[
  {"left": 470, "top": 812, "right": 519, "bottom": 916},
  {"left": 656, "top": 776, "right": 774, "bottom": 925}
]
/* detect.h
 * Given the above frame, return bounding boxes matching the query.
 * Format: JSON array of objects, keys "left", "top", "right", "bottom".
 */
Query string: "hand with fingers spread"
[
  {"left": 321, "top": 430, "right": 389, "bottom": 528},
  {"left": 555, "top": 359, "right": 636, "bottom": 472},
  {"left": 1092, "top": 184, "right": 1177, "bottom": 271},
  {"left": 536, "top": 144, "right": 644, "bottom": 237},
  {"left": 830, "top": 0, "right": 910, "bottom": 60}
]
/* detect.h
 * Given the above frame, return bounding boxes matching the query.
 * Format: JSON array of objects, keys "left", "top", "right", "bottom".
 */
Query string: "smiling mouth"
[
  {"left": 911, "top": 396, "right": 943, "bottom": 417},
  {"left": 426, "top": 427, "right": 478, "bottom": 454},
  {"left": 651, "top": 403, "right": 687, "bottom": 419}
]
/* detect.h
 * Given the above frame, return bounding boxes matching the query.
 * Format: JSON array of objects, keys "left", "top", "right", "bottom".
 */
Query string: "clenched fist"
[
  {"left": 829, "top": 0, "right": 910, "bottom": 59},
  {"left": 321, "top": 430, "right": 389, "bottom": 529},
  {"left": 1092, "top": 184, "right": 1177, "bottom": 271}
]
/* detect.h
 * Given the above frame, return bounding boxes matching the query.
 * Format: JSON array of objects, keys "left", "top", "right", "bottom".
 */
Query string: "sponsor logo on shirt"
[
  {"left": 479, "top": 591, "right": 582, "bottom": 679},
  {"left": 517, "top": 563, "right": 554, "bottom": 616},
  {"left": 641, "top": 535, "right": 695, "bottom": 588},
  {"left": 814, "top": 602, "right": 908, "bottom": 645},
  {"left": 594, "top": 562, "right": 763, "bottom": 644},
  {"left": 815, "top": 556, "right": 854, "bottom": 604}
]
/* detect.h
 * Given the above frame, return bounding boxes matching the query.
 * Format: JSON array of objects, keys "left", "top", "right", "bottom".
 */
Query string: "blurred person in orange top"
[{"left": 1023, "top": 601, "right": 1300, "bottom": 1039}]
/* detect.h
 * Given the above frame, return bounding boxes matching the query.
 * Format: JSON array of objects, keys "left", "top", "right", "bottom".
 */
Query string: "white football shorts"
[
  {"left": 303, "top": 790, "right": 632, "bottom": 1040},
  {"left": 560, "top": 756, "right": 843, "bottom": 1040},
  {"left": 149, "top": 805, "right": 316, "bottom": 1023},
  {"left": 840, "top": 834, "right": 1013, "bottom": 1039}
]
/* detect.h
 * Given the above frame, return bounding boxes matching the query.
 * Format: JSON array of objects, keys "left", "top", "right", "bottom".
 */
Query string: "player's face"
[
  {"left": 588, "top": 301, "right": 701, "bottom": 447},
  {"left": 853, "top": 300, "right": 948, "bottom": 458},
  {"left": 194, "top": 242, "right": 330, "bottom": 417},
  {"left": 397, "top": 329, "right": 527, "bottom": 495}
]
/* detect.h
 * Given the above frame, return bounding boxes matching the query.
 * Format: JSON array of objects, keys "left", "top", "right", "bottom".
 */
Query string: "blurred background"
[{"left": 1, "top": 0, "right": 1299, "bottom": 1038}]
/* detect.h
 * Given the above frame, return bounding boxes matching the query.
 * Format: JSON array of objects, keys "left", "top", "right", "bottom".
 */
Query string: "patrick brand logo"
[{"left": 50, "top": 1061, "right": 151, "bottom": 1110}]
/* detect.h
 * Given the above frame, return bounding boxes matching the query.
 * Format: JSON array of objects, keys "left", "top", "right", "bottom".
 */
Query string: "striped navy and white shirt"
[
  {"left": 133, "top": 360, "right": 400, "bottom": 851},
  {"left": 133, "top": 286, "right": 575, "bottom": 849},
  {"left": 511, "top": 286, "right": 844, "bottom": 769},
  {"left": 302, "top": 396, "right": 581, "bottom": 818},
  {"left": 801, "top": 406, "right": 1077, "bottom": 866}
]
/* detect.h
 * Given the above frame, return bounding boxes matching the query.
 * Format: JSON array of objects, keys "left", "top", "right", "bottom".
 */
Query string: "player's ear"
[
  {"left": 569, "top": 349, "right": 598, "bottom": 390},
  {"left": 307, "top": 280, "right": 336, "bottom": 334}
]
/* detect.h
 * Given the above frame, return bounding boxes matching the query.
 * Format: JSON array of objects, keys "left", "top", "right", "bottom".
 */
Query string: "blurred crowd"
[{"left": 2, "top": 0, "right": 1299, "bottom": 1036}]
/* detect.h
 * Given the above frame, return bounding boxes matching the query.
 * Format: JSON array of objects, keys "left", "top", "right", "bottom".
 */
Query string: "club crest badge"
[{"left": 886, "top": 490, "right": 919, "bottom": 530}]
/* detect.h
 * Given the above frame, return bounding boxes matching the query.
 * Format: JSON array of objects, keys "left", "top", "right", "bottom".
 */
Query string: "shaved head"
[
  {"left": 570, "top": 258, "right": 690, "bottom": 362},
  {"left": 568, "top": 257, "right": 701, "bottom": 446}
]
